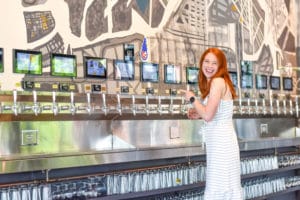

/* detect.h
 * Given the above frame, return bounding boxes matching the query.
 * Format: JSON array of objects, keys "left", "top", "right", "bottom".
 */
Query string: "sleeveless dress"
[{"left": 202, "top": 99, "right": 243, "bottom": 200}]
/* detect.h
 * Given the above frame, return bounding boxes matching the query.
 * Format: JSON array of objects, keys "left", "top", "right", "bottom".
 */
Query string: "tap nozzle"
[
  {"left": 169, "top": 95, "right": 174, "bottom": 114},
  {"left": 145, "top": 95, "right": 149, "bottom": 116},
  {"left": 86, "top": 93, "right": 92, "bottom": 114},
  {"left": 181, "top": 96, "right": 187, "bottom": 115},
  {"left": 32, "top": 90, "right": 40, "bottom": 116},
  {"left": 157, "top": 95, "right": 162, "bottom": 115},
  {"left": 12, "top": 90, "right": 19, "bottom": 116},
  {"left": 101, "top": 93, "right": 107, "bottom": 116},
  {"left": 283, "top": 99, "right": 287, "bottom": 115},
  {"left": 52, "top": 91, "right": 59, "bottom": 115},
  {"left": 116, "top": 94, "right": 122, "bottom": 115},
  {"left": 69, "top": 91, "right": 76, "bottom": 115},
  {"left": 131, "top": 94, "right": 136, "bottom": 116},
  {"left": 295, "top": 96, "right": 299, "bottom": 118}
]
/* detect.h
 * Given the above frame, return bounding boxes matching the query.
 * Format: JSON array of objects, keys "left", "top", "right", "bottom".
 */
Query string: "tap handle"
[
  {"left": 13, "top": 90, "right": 17, "bottom": 103},
  {"left": 86, "top": 93, "right": 91, "bottom": 104},
  {"left": 52, "top": 91, "right": 56, "bottom": 103},
  {"left": 70, "top": 91, "right": 74, "bottom": 104},
  {"left": 102, "top": 93, "right": 106, "bottom": 106},
  {"left": 132, "top": 94, "right": 135, "bottom": 104},
  {"left": 33, "top": 90, "right": 37, "bottom": 103}
]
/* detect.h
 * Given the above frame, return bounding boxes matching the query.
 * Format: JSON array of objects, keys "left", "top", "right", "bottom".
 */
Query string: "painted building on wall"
[{"left": 0, "top": 0, "right": 298, "bottom": 95}]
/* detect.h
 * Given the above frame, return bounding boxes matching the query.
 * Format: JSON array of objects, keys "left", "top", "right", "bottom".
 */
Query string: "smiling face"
[{"left": 201, "top": 52, "right": 219, "bottom": 80}]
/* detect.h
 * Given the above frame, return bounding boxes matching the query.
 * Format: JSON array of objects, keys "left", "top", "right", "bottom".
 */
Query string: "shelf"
[{"left": 248, "top": 185, "right": 300, "bottom": 200}]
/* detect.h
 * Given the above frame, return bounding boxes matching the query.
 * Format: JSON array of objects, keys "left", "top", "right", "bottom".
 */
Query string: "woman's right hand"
[{"left": 187, "top": 108, "right": 200, "bottom": 119}]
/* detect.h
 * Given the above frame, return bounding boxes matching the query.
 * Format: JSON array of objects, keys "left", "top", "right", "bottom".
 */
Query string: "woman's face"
[{"left": 201, "top": 52, "right": 219, "bottom": 80}]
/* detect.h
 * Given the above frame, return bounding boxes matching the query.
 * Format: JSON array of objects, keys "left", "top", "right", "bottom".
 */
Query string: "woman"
[{"left": 182, "top": 48, "right": 243, "bottom": 199}]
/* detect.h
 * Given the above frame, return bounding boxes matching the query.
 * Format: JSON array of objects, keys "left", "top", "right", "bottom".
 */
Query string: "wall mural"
[{"left": 0, "top": 0, "right": 297, "bottom": 95}]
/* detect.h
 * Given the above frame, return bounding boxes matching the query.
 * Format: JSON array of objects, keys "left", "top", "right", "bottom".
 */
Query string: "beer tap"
[
  {"left": 69, "top": 91, "right": 76, "bottom": 115},
  {"left": 131, "top": 94, "right": 136, "bottom": 116},
  {"left": 254, "top": 98, "right": 259, "bottom": 115},
  {"left": 181, "top": 96, "right": 187, "bottom": 115},
  {"left": 282, "top": 97, "right": 287, "bottom": 115},
  {"left": 101, "top": 93, "right": 107, "bottom": 116},
  {"left": 269, "top": 97, "right": 274, "bottom": 115},
  {"left": 157, "top": 95, "right": 162, "bottom": 115},
  {"left": 238, "top": 97, "right": 243, "bottom": 115},
  {"left": 169, "top": 95, "right": 174, "bottom": 114},
  {"left": 32, "top": 90, "right": 40, "bottom": 116},
  {"left": 145, "top": 95, "right": 149, "bottom": 116},
  {"left": 245, "top": 92, "right": 251, "bottom": 115},
  {"left": 52, "top": 91, "right": 59, "bottom": 115},
  {"left": 295, "top": 95, "right": 299, "bottom": 118},
  {"left": 12, "top": 90, "right": 19, "bottom": 116},
  {"left": 116, "top": 94, "right": 122, "bottom": 115},
  {"left": 86, "top": 93, "right": 92, "bottom": 115},
  {"left": 275, "top": 95, "right": 280, "bottom": 115},
  {"left": 259, "top": 93, "right": 266, "bottom": 115},
  {"left": 286, "top": 95, "right": 293, "bottom": 115}
]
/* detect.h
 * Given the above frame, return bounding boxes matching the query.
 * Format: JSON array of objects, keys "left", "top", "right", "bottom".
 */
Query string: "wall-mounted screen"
[
  {"left": 51, "top": 53, "right": 77, "bottom": 77},
  {"left": 164, "top": 64, "right": 181, "bottom": 84},
  {"left": 113, "top": 59, "right": 135, "bottom": 80},
  {"left": 241, "top": 60, "right": 253, "bottom": 73},
  {"left": 255, "top": 74, "right": 268, "bottom": 89},
  {"left": 13, "top": 49, "right": 42, "bottom": 75},
  {"left": 140, "top": 62, "right": 159, "bottom": 82},
  {"left": 84, "top": 56, "right": 107, "bottom": 79},
  {"left": 0, "top": 48, "right": 3, "bottom": 72},
  {"left": 229, "top": 71, "right": 238, "bottom": 88},
  {"left": 270, "top": 76, "right": 280, "bottom": 90},
  {"left": 124, "top": 43, "right": 134, "bottom": 61},
  {"left": 186, "top": 66, "right": 199, "bottom": 84},
  {"left": 283, "top": 77, "right": 293, "bottom": 91},
  {"left": 241, "top": 74, "right": 253, "bottom": 88}
]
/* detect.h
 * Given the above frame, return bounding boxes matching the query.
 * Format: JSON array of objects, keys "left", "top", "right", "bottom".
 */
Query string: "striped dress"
[{"left": 202, "top": 99, "right": 243, "bottom": 200}]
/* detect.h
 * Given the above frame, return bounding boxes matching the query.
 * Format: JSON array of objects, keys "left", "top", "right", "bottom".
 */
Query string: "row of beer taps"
[{"left": 0, "top": 90, "right": 299, "bottom": 117}]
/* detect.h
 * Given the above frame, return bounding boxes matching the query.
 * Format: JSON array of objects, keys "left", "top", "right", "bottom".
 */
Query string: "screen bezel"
[
  {"left": 113, "top": 59, "right": 135, "bottom": 81},
  {"left": 186, "top": 66, "right": 199, "bottom": 84},
  {"left": 50, "top": 53, "right": 77, "bottom": 77},
  {"left": 164, "top": 64, "right": 181, "bottom": 84},
  {"left": 140, "top": 62, "right": 159, "bottom": 83},
  {"left": 240, "top": 73, "right": 253, "bottom": 89},
  {"left": 255, "top": 74, "right": 268, "bottom": 89},
  {"left": 0, "top": 48, "right": 3, "bottom": 73},
  {"left": 229, "top": 71, "right": 238, "bottom": 88},
  {"left": 270, "top": 76, "right": 281, "bottom": 90},
  {"left": 83, "top": 56, "right": 107, "bottom": 79},
  {"left": 13, "top": 49, "right": 42, "bottom": 75},
  {"left": 283, "top": 77, "right": 293, "bottom": 91}
]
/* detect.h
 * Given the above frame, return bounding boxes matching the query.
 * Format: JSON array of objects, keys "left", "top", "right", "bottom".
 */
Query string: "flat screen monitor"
[
  {"left": 0, "top": 48, "right": 3, "bottom": 72},
  {"left": 51, "top": 53, "right": 77, "bottom": 77},
  {"left": 229, "top": 71, "right": 238, "bottom": 88},
  {"left": 241, "top": 73, "right": 253, "bottom": 88},
  {"left": 241, "top": 60, "right": 253, "bottom": 73},
  {"left": 164, "top": 64, "right": 181, "bottom": 84},
  {"left": 186, "top": 66, "right": 199, "bottom": 84},
  {"left": 84, "top": 56, "right": 107, "bottom": 79},
  {"left": 124, "top": 43, "right": 134, "bottom": 61},
  {"left": 255, "top": 74, "right": 268, "bottom": 89},
  {"left": 13, "top": 49, "right": 42, "bottom": 75},
  {"left": 113, "top": 59, "right": 135, "bottom": 80},
  {"left": 283, "top": 77, "right": 293, "bottom": 91},
  {"left": 270, "top": 76, "right": 280, "bottom": 90},
  {"left": 140, "top": 62, "right": 159, "bottom": 82}
]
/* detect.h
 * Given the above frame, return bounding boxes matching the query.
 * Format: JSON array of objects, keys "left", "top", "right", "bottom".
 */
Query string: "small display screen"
[
  {"left": 255, "top": 74, "right": 268, "bottom": 89},
  {"left": 283, "top": 77, "right": 293, "bottom": 91},
  {"left": 84, "top": 56, "right": 107, "bottom": 79},
  {"left": 164, "top": 64, "right": 181, "bottom": 84},
  {"left": 51, "top": 53, "right": 77, "bottom": 77},
  {"left": 270, "top": 76, "right": 280, "bottom": 90},
  {"left": 13, "top": 49, "right": 42, "bottom": 75},
  {"left": 186, "top": 67, "right": 199, "bottom": 84},
  {"left": 241, "top": 74, "right": 253, "bottom": 88},
  {"left": 0, "top": 48, "right": 3, "bottom": 72},
  {"left": 229, "top": 71, "right": 238, "bottom": 88},
  {"left": 124, "top": 43, "right": 134, "bottom": 61},
  {"left": 140, "top": 62, "right": 159, "bottom": 82},
  {"left": 113, "top": 59, "right": 135, "bottom": 80},
  {"left": 241, "top": 60, "right": 253, "bottom": 73}
]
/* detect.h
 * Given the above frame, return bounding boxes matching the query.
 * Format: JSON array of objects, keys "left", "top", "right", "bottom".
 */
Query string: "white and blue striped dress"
[{"left": 203, "top": 99, "right": 243, "bottom": 200}]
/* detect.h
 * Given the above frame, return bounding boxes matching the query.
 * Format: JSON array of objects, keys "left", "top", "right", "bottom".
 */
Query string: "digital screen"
[
  {"left": 51, "top": 53, "right": 77, "bottom": 77},
  {"left": 255, "top": 74, "right": 268, "bottom": 89},
  {"left": 270, "top": 76, "right": 280, "bottom": 90},
  {"left": 283, "top": 77, "right": 293, "bottom": 91},
  {"left": 164, "top": 64, "right": 181, "bottom": 84},
  {"left": 241, "top": 60, "right": 253, "bottom": 73},
  {"left": 0, "top": 48, "right": 3, "bottom": 72},
  {"left": 124, "top": 43, "right": 134, "bottom": 61},
  {"left": 229, "top": 71, "right": 238, "bottom": 88},
  {"left": 241, "top": 74, "right": 253, "bottom": 88},
  {"left": 113, "top": 59, "right": 135, "bottom": 80},
  {"left": 13, "top": 49, "right": 42, "bottom": 75},
  {"left": 186, "top": 67, "right": 199, "bottom": 84},
  {"left": 140, "top": 62, "right": 159, "bottom": 82},
  {"left": 84, "top": 56, "right": 107, "bottom": 79}
]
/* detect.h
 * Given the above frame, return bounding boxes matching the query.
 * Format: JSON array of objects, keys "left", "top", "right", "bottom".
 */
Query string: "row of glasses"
[
  {"left": 285, "top": 176, "right": 300, "bottom": 188},
  {"left": 278, "top": 154, "right": 300, "bottom": 167},
  {"left": 242, "top": 177, "right": 286, "bottom": 199},
  {"left": 51, "top": 176, "right": 106, "bottom": 199},
  {"left": 106, "top": 162, "right": 206, "bottom": 195},
  {"left": 154, "top": 190, "right": 204, "bottom": 200},
  {"left": 240, "top": 155, "right": 278, "bottom": 175},
  {"left": 0, "top": 184, "right": 50, "bottom": 200}
]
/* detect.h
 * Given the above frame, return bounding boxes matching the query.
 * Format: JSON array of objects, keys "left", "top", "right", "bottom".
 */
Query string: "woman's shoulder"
[{"left": 211, "top": 77, "right": 225, "bottom": 86}]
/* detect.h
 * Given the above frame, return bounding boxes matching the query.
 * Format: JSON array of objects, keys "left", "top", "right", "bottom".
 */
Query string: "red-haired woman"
[{"left": 182, "top": 48, "right": 243, "bottom": 199}]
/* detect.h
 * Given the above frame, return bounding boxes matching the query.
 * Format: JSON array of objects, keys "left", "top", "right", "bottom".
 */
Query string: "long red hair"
[{"left": 198, "top": 48, "right": 237, "bottom": 99}]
